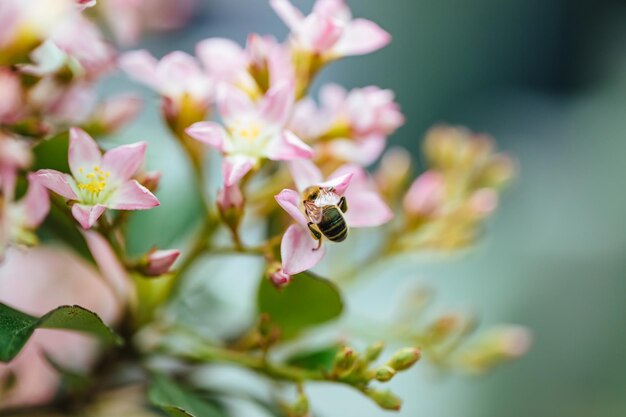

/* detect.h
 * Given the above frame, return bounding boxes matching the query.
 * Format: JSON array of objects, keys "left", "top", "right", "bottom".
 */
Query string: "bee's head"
[{"left": 302, "top": 186, "right": 321, "bottom": 202}]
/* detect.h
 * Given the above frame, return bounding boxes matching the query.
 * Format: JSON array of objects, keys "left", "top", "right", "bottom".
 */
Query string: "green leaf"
[
  {"left": 286, "top": 344, "right": 341, "bottom": 372},
  {"left": 32, "top": 133, "right": 70, "bottom": 173},
  {"left": 257, "top": 271, "right": 343, "bottom": 338},
  {"left": 149, "top": 373, "right": 225, "bottom": 417},
  {"left": 0, "top": 303, "right": 123, "bottom": 362}
]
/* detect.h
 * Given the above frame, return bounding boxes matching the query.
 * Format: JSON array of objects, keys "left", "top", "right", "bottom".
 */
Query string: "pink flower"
[
  {"left": 290, "top": 84, "right": 404, "bottom": 165},
  {"left": 34, "top": 128, "right": 159, "bottom": 229},
  {"left": 195, "top": 34, "right": 293, "bottom": 95},
  {"left": 0, "top": 246, "right": 121, "bottom": 409},
  {"left": 119, "top": 50, "right": 212, "bottom": 123},
  {"left": 270, "top": 0, "right": 390, "bottom": 60},
  {"left": 144, "top": 249, "right": 180, "bottom": 276},
  {"left": 403, "top": 171, "right": 445, "bottom": 218},
  {"left": 186, "top": 81, "right": 313, "bottom": 186},
  {"left": 275, "top": 160, "right": 392, "bottom": 274},
  {"left": 0, "top": 176, "right": 50, "bottom": 257}
]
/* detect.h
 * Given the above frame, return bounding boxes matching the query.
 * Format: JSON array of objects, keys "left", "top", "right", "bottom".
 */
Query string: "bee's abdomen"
[{"left": 319, "top": 207, "right": 348, "bottom": 242}]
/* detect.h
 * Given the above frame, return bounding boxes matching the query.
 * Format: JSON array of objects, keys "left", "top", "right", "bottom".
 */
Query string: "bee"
[{"left": 302, "top": 185, "right": 349, "bottom": 251}]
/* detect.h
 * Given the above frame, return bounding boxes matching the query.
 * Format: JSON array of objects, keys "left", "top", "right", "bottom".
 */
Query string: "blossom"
[
  {"left": 0, "top": 68, "right": 23, "bottom": 124},
  {"left": 290, "top": 84, "right": 404, "bottom": 165},
  {"left": 85, "top": 93, "right": 143, "bottom": 135},
  {"left": 195, "top": 34, "right": 293, "bottom": 97},
  {"left": 34, "top": 128, "right": 159, "bottom": 229},
  {"left": 119, "top": 50, "right": 212, "bottom": 126},
  {"left": 0, "top": 0, "right": 75, "bottom": 65},
  {"left": 186, "top": 81, "right": 313, "bottom": 186},
  {"left": 0, "top": 176, "right": 50, "bottom": 257},
  {"left": 275, "top": 160, "right": 392, "bottom": 274},
  {"left": 270, "top": 0, "right": 390, "bottom": 60}
]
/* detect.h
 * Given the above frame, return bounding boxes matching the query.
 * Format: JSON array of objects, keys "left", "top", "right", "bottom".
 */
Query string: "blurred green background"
[{"left": 107, "top": 1, "right": 626, "bottom": 416}]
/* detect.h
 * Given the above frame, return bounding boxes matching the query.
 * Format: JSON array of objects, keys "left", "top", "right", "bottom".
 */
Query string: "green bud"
[
  {"left": 333, "top": 347, "right": 357, "bottom": 372},
  {"left": 290, "top": 393, "right": 309, "bottom": 417},
  {"left": 364, "top": 341, "right": 385, "bottom": 363},
  {"left": 374, "top": 365, "right": 396, "bottom": 382},
  {"left": 366, "top": 389, "right": 402, "bottom": 411},
  {"left": 387, "top": 347, "right": 421, "bottom": 371}
]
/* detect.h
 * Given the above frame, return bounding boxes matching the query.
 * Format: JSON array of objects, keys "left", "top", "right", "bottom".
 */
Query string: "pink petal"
[
  {"left": 145, "top": 249, "right": 180, "bottom": 276},
  {"left": 83, "top": 230, "right": 130, "bottom": 299},
  {"left": 281, "top": 224, "right": 326, "bottom": 275},
  {"left": 259, "top": 80, "right": 294, "bottom": 126},
  {"left": 320, "top": 83, "right": 347, "bottom": 111},
  {"left": 266, "top": 130, "right": 313, "bottom": 161},
  {"left": 20, "top": 178, "right": 50, "bottom": 229},
  {"left": 186, "top": 121, "right": 226, "bottom": 150},
  {"left": 313, "top": 0, "right": 352, "bottom": 21},
  {"left": 270, "top": 0, "right": 305, "bottom": 32},
  {"left": 107, "top": 180, "right": 160, "bottom": 210},
  {"left": 156, "top": 51, "right": 206, "bottom": 93},
  {"left": 343, "top": 190, "right": 393, "bottom": 227},
  {"left": 287, "top": 160, "right": 323, "bottom": 192},
  {"left": 403, "top": 171, "right": 445, "bottom": 216},
  {"left": 71, "top": 204, "right": 106, "bottom": 229},
  {"left": 333, "top": 19, "right": 391, "bottom": 56},
  {"left": 275, "top": 188, "right": 308, "bottom": 228},
  {"left": 118, "top": 50, "right": 159, "bottom": 89},
  {"left": 33, "top": 169, "right": 78, "bottom": 200},
  {"left": 326, "top": 136, "right": 386, "bottom": 166},
  {"left": 69, "top": 128, "right": 102, "bottom": 178},
  {"left": 301, "top": 14, "right": 343, "bottom": 53},
  {"left": 196, "top": 37, "right": 246, "bottom": 81},
  {"left": 222, "top": 156, "right": 254, "bottom": 186},
  {"left": 101, "top": 142, "right": 147, "bottom": 183},
  {"left": 318, "top": 172, "right": 353, "bottom": 196},
  {"left": 217, "top": 84, "right": 255, "bottom": 125}
]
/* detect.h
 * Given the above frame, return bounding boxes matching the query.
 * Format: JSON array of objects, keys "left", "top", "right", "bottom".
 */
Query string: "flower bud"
[
  {"left": 403, "top": 171, "right": 445, "bottom": 218},
  {"left": 365, "top": 389, "right": 402, "bottom": 411},
  {"left": 364, "top": 341, "right": 385, "bottom": 363},
  {"left": 375, "top": 147, "right": 411, "bottom": 200},
  {"left": 136, "top": 171, "right": 162, "bottom": 192},
  {"left": 143, "top": 249, "right": 180, "bottom": 276},
  {"left": 468, "top": 188, "right": 498, "bottom": 218},
  {"left": 217, "top": 183, "right": 244, "bottom": 232},
  {"left": 459, "top": 326, "right": 532, "bottom": 374},
  {"left": 333, "top": 346, "right": 357, "bottom": 374},
  {"left": 374, "top": 365, "right": 396, "bottom": 382},
  {"left": 267, "top": 263, "right": 291, "bottom": 289},
  {"left": 386, "top": 347, "right": 421, "bottom": 371},
  {"left": 478, "top": 155, "right": 515, "bottom": 189}
]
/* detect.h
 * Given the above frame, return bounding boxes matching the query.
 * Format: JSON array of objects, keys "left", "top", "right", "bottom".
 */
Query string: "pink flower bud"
[
  {"left": 136, "top": 170, "right": 161, "bottom": 192},
  {"left": 469, "top": 188, "right": 498, "bottom": 217},
  {"left": 268, "top": 266, "right": 291, "bottom": 289},
  {"left": 217, "top": 184, "right": 244, "bottom": 214},
  {"left": 403, "top": 171, "right": 445, "bottom": 217},
  {"left": 144, "top": 249, "right": 180, "bottom": 276}
]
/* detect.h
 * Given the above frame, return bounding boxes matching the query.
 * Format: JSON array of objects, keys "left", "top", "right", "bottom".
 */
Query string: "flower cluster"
[{"left": 0, "top": 1, "right": 530, "bottom": 415}]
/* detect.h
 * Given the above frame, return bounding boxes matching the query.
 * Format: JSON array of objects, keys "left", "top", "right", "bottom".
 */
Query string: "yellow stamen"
[{"left": 77, "top": 166, "right": 110, "bottom": 195}]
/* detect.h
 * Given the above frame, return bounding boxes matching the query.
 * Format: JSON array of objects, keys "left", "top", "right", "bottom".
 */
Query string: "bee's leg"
[
  {"left": 307, "top": 222, "right": 323, "bottom": 251},
  {"left": 338, "top": 196, "right": 348, "bottom": 213}
]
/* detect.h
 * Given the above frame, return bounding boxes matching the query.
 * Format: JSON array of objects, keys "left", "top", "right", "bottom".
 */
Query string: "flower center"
[
  {"left": 77, "top": 166, "right": 110, "bottom": 196},
  {"left": 233, "top": 121, "right": 263, "bottom": 142}
]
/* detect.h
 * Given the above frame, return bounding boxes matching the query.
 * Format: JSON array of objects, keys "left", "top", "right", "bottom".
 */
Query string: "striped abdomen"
[{"left": 318, "top": 206, "right": 348, "bottom": 242}]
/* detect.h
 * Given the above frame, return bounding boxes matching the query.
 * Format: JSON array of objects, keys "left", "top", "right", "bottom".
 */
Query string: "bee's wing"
[{"left": 304, "top": 201, "right": 323, "bottom": 224}]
